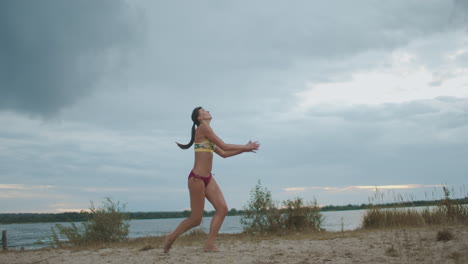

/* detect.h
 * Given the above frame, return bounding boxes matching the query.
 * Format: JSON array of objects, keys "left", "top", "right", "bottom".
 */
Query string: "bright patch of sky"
[{"left": 294, "top": 50, "right": 468, "bottom": 112}]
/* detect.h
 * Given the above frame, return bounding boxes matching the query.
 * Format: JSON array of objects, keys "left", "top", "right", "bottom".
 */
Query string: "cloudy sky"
[{"left": 1, "top": 0, "right": 467, "bottom": 213}]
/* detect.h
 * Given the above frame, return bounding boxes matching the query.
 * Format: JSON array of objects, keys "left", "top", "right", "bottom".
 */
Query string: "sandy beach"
[{"left": 2, "top": 226, "right": 467, "bottom": 264}]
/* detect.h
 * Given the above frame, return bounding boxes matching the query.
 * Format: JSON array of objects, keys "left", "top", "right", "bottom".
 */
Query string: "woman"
[{"left": 163, "top": 106, "right": 260, "bottom": 253}]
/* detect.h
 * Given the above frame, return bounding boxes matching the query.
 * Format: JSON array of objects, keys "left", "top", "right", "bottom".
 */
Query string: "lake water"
[{"left": 0, "top": 210, "right": 367, "bottom": 250}]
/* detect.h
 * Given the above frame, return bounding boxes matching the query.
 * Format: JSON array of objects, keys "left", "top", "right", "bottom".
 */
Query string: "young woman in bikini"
[{"left": 163, "top": 106, "right": 260, "bottom": 253}]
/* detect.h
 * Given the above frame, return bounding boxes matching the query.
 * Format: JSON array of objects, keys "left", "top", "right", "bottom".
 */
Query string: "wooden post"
[{"left": 2, "top": 230, "right": 6, "bottom": 250}]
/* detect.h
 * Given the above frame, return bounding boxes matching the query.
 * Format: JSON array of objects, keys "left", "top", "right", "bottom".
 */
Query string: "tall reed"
[{"left": 362, "top": 186, "right": 468, "bottom": 229}]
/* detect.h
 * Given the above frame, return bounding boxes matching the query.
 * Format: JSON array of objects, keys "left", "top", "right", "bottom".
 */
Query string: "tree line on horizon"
[{"left": 1, "top": 198, "right": 466, "bottom": 224}]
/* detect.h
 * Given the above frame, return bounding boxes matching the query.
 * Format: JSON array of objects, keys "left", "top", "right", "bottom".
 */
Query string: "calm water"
[{"left": 0, "top": 210, "right": 366, "bottom": 250}]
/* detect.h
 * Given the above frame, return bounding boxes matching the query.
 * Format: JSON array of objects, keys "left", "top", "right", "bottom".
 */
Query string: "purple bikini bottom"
[{"left": 188, "top": 170, "right": 212, "bottom": 187}]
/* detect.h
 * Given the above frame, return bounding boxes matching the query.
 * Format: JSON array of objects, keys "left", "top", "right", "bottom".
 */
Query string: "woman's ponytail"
[
  {"left": 176, "top": 123, "right": 196, "bottom": 149},
  {"left": 176, "top": 106, "right": 202, "bottom": 150}
]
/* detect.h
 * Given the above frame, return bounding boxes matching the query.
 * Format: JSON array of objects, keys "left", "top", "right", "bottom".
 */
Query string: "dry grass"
[
  {"left": 363, "top": 186, "right": 468, "bottom": 229},
  {"left": 138, "top": 244, "right": 154, "bottom": 251}
]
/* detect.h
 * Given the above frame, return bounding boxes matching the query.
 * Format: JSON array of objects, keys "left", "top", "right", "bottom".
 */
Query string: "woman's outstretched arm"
[
  {"left": 214, "top": 141, "right": 259, "bottom": 158},
  {"left": 200, "top": 124, "right": 259, "bottom": 152}
]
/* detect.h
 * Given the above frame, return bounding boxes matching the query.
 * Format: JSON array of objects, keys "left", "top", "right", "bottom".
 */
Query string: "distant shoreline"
[{"left": 1, "top": 198, "right": 466, "bottom": 224}]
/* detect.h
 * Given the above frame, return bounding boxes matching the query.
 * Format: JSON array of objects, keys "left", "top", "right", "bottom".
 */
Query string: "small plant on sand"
[
  {"left": 50, "top": 198, "right": 129, "bottom": 247},
  {"left": 436, "top": 228, "right": 454, "bottom": 242},
  {"left": 139, "top": 244, "right": 154, "bottom": 251},
  {"left": 385, "top": 244, "right": 399, "bottom": 257}
]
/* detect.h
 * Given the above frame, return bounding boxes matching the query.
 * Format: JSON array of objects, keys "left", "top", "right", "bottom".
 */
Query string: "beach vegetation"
[
  {"left": 241, "top": 180, "right": 323, "bottom": 234},
  {"left": 139, "top": 244, "right": 154, "bottom": 251},
  {"left": 241, "top": 180, "right": 281, "bottom": 233},
  {"left": 50, "top": 198, "right": 129, "bottom": 247},
  {"left": 362, "top": 186, "right": 468, "bottom": 229},
  {"left": 385, "top": 244, "right": 399, "bottom": 257},
  {"left": 282, "top": 197, "right": 323, "bottom": 232},
  {"left": 436, "top": 228, "right": 454, "bottom": 241}
]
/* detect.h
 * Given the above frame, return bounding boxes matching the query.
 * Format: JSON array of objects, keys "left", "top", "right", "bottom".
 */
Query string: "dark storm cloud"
[
  {"left": 119, "top": 0, "right": 464, "bottom": 117},
  {"left": 0, "top": 0, "right": 138, "bottom": 116},
  {"left": 452, "top": 0, "right": 468, "bottom": 23},
  {"left": 143, "top": 1, "right": 456, "bottom": 74}
]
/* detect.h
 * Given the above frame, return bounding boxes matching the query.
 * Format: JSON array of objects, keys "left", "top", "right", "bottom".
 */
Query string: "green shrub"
[
  {"left": 241, "top": 180, "right": 323, "bottom": 234},
  {"left": 50, "top": 198, "right": 129, "bottom": 247},
  {"left": 282, "top": 197, "right": 323, "bottom": 232},
  {"left": 241, "top": 180, "right": 281, "bottom": 234}
]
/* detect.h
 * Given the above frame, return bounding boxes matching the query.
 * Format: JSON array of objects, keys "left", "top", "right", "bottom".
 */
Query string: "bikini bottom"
[{"left": 188, "top": 170, "right": 212, "bottom": 187}]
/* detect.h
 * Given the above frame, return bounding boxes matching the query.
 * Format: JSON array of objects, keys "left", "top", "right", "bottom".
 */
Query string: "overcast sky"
[{"left": 1, "top": 0, "right": 467, "bottom": 213}]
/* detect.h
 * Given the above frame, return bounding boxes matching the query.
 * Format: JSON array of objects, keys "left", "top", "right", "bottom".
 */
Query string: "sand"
[{"left": 2, "top": 226, "right": 467, "bottom": 264}]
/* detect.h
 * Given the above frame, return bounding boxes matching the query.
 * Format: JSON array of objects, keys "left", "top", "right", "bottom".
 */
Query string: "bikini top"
[{"left": 194, "top": 139, "right": 216, "bottom": 152}]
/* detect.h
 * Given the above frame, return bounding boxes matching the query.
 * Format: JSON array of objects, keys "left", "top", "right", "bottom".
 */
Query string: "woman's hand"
[{"left": 245, "top": 140, "right": 260, "bottom": 153}]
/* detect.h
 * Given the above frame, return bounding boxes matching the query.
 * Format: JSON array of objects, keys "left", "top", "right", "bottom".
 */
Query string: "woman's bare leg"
[
  {"left": 163, "top": 178, "right": 205, "bottom": 253},
  {"left": 204, "top": 177, "right": 228, "bottom": 252}
]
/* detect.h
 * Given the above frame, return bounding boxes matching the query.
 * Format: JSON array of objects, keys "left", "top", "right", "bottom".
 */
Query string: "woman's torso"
[{"left": 192, "top": 127, "right": 214, "bottom": 176}]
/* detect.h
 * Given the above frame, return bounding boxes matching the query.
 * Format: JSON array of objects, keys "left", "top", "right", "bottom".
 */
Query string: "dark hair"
[{"left": 176, "top": 106, "right": 202, "bottom": 149}]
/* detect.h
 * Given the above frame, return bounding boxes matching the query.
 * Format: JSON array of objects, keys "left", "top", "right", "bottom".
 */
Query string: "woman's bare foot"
[
  {"left": 163, "top": 233, "right": 176, "bottom": 253},
  {"left": 204, "top": 244, "right": 219, "bottom": 252}
]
